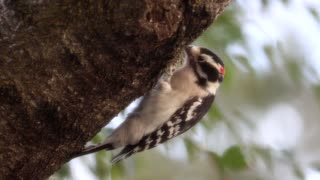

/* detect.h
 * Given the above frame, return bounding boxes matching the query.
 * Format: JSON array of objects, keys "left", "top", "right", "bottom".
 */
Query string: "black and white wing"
[{"left": 111, "top": 95, "right": 215, "bottom": 163}]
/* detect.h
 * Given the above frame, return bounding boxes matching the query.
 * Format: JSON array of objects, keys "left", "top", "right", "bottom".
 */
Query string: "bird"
[{"left": 73, "top": 46, "right": 225, "bottom": 163}]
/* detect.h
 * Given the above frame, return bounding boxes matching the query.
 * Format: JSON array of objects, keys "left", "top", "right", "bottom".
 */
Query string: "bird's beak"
[
  {"left": 185, "top": 45, "right": 200, "bottom": 62},
  {"left": 185, "top": 45, "right": 200, "bottom": 56}
]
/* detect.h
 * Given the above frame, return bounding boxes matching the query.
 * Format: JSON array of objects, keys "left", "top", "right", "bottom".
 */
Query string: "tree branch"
[{"left": 0, "top": 0, "right": 231, "bottom": 179}]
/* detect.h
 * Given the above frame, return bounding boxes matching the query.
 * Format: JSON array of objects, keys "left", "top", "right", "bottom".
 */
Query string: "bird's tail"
[
  {"left": 110, "top": 151, "right": 132, "bottom": 164},
  {"left": 72, "top": 143, "right": 114, "bottom": 159},
  {"left": 110, "top": 145, "right": 136, "bottom": 164}
]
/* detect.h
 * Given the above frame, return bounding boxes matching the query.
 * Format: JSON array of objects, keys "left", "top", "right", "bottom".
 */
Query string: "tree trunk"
[{"left": 0, "top": 0, "right": 230, "bottom": 179}]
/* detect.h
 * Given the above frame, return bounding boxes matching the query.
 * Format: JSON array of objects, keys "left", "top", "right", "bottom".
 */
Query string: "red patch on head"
[{"left": 220, "top": 67, "right": 225, "bottom": 76}]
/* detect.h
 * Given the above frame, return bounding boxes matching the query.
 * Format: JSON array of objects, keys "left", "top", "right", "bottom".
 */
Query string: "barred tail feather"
[
  {"left": 111, "top": 152, "right": 131, "bottom": 164},
  {"left": 111, "top": 145, "right": 136, "bottom": 164},
  {"left": 73, "top": 143, "right": 114, "bottom": 158}
]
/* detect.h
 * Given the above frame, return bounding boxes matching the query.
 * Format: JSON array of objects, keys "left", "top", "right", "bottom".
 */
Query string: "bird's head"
[{"left": 185, "top": 46, "right": 225, "bottom": 93}]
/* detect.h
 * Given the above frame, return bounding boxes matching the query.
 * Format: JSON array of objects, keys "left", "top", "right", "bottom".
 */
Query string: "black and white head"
[{"left": 185, "top": 46, "right": 225, "bottom": 94}]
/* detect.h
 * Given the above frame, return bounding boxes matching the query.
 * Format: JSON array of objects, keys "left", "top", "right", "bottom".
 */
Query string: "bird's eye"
[{"left": 198, "top": 56, "right": 205, "bottom": 62}]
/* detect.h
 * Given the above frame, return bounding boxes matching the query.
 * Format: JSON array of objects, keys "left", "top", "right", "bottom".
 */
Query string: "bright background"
[{"left": 52, "top": 0, "right": 320, "bottom": 179}]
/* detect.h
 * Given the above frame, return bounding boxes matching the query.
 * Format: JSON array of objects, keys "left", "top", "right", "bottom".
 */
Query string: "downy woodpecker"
[{"left": 74, "top": 46, "right": 225, "bottom": 163}]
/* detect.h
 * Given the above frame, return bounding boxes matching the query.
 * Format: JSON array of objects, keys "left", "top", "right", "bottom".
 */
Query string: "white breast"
[{"left": 137, "top": 66, "right": 211, "bottom": 135}]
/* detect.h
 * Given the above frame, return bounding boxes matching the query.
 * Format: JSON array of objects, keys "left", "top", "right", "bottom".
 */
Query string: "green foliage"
[
  {"left": 251, "top": 146, "right": 273, "bottom": 170},
  {"left": 262, "top": 0, "right": 290, "bottom": 7},
  {"left": 293, "top": 165, "right": 305, "bottom": 180},
  {"left": 219, "top": 59, "right": 235, "bottom": 90},
  {"left": 309, "top": 7, "right": 320, "bottom": 20},
  {"left": 286, "top": 61, "right": 302, "bottom": 85},
  {"left": 91, "top": 128, "right": 113, "bottom": 144},
  {"left": 184, "top": 138, "right": 200, "bottom": 160},
  {"left": 94, "top": 152, "right": 109, "bottom": 179},
  {"left": 208, "top": 146, "right": 247, "bottom": 173},
  {"left": 110, "top": 161, "right": 126, "bottom": 180},
  {"left": 201, "top": 106, "right": 224, "bottom": 130},
  {"left": 55, "top": 164, "right": 71, "bottom": 178},
  {"left": 208, "top": 106, "right": 224, "bottom": 121},
  {"left": 313, "top": 85, "right": 320, "bottom": 102},
  {"left": 195, "top": 6, "right": 242, "bottom": 49},
  {"left": 281, "top": 0, "right": 290, "bottom": 4},
  {"left": 220, "top": 146, "right": 247, "bottom": 171},
  {"left": 207, "top": 151, "right": 224, "bottom": 173}
]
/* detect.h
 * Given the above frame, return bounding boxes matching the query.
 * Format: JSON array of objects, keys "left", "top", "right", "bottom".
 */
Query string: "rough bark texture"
[{"left": 0, "top": 0, "right": 231, "bottom": 179}]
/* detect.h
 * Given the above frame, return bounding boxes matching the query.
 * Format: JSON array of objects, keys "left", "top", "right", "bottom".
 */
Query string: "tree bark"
[{"left": 0, "top": 0, "right": 231, "bottom": 179}]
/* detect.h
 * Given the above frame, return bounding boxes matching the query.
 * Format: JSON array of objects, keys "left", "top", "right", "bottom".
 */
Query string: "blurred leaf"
[
  {"left": 201, "top": 105, "right": 224, "bottom": 131},
  {"left": 261, "top": 0, "right": 289, "bottom": 7},
  {"left": 281, "top": 0, "right": 290, "bottom": 5},
  {"left": 207, "top": 151, "right": 224, "bottom": 173},
  {"left": 220, "top": 58, "right": 236, "bottom": 90},
  {"left": 200, "top": 118, "right": 213, "bottom": 131},
  {"left": 231, "top": 109, "right": 246, "bottom": 122},
  {"left": 56, "top": 164, "right": 71, "bottom": 178},
  {"left": 293, "top": 164, "right": 305, "bottom": 180},
  {"left": 282, "top": 151, "right": 305, "bottom": 180},
  {"left": 251, "top": 146, "right": 273, "bottom": 169},
  {"left": 233, "top": 55, "right": 255, "bottom": 74},
  {"left": 207, "top": 147, "right": 247, "bottom": 176},
  {"left": 262, "top": 0, "right": 269, "bottom": 7},
  {"left": 286, "top": 61, "right": 302, "bottom": 85},
  {"left": 95, "top": 152, "right": 109, "bottom": 179},
  {"left": 308, "top": 7, "right": 320, "bottom": 20},
  {"left": 208, "top": 106, "right": 224, "bottom": 121},
  {"left": 111, "top": 161, "right": 125, "bottom": 179},
  {"left": 184, "top": 138, "right": 200, "bottom": 160},
  {"left": 91, "top": 134, "right": 104, "bottom": 144},
  {"left": 195, "top": 7, "right": 242, "bottom": 48},
  {"left": 264, "top": 45, "right": 275, "bottom": 66},
  {"left": 91, "top": 128, "right": 113, "bottom": 143},
  {"left": 313, "top": 85, "right": 320, "bottom": 102},
  {"left": 205, "top": 147, "right": 248, "bottom": 175},
  {"left": 221, "top": 146, "right": 247, "bottom": 171}
]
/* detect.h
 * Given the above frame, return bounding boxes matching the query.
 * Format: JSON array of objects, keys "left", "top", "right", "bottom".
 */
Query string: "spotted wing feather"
[{"left": 111, "top": 95, "right": 215, "bottom": 163}]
